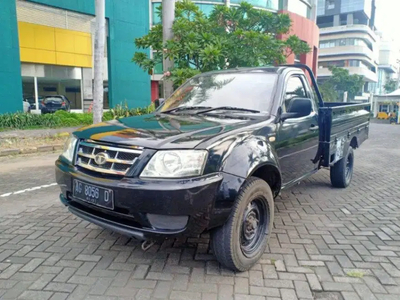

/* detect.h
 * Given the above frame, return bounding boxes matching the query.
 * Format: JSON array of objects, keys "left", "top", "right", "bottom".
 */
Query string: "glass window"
[
  {"left": 196, "top": 4, "right": 215, "bottom": 17},
  {"left": 231, "top": 0, "right": 279, "bottom": 10},
  {"left": 284, "top": 76, "right": 307, "bottom": 111},
  {"left": 287, "top": 0, "right": 310, "bottom": 19},
  {"left": 152, "top": 3, "right": 161, "bottom": 25},
  {"left": 160, "top": 73, "right": 278, "bottom": 113},
  {"left": 326, "top": 0, "right": 335, "bottom": 9},
  {"left": 44, "top": 96, "right": 64, "bottom": 104}
]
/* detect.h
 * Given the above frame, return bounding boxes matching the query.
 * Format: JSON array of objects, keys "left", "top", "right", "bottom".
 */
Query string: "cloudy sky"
[{"left": 375, "top": 0, "right": 400, "bottom": 45}]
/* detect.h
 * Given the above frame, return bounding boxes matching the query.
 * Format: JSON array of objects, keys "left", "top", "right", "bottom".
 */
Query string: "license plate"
[{"left": 72, "top": 180, "right": 114, "bottom": 210}]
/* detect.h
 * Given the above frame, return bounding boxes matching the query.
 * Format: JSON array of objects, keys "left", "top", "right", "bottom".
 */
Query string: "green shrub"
[
  {"left": 0, "top": 112, "right": 61, "bottom": 129},
  {"left": 0, "top": 103, "right": 155, "bottom": 130},
  {"left": 110, "top": 101, "right": 155, "bottom": 119}
]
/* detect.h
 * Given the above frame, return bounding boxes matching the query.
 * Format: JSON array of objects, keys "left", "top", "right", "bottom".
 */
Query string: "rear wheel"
[
  {"left": 211, "top": 177, "right": 274, "bottom": 272},
  {"left": 330, "top": 147, "right": 354, "bottom": 188}
]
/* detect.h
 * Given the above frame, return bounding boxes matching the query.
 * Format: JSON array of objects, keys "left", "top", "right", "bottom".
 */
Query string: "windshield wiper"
[
  {"left": 195, "top": 106, "right": 260, "bottom": 115},
  {"left": 159, "top": 106, "right": 212, "bottom": 114}
]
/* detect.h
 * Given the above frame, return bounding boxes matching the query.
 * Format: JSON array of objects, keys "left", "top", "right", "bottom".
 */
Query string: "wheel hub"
[{"left": 240, "top": 199, "right": 269, "bottom": 258}]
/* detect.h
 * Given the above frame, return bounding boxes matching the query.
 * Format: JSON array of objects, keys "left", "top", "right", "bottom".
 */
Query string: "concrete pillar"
[
  {"left": 373, "top": 97, "right": 379, "bottom": 117},
  {"left": 82, "top": 68, "right": 93, "bottom": 112},
  {"left": 310, "top": 0, "right": 317, "bottom": 22},
  {"left": 347, "top": 13, "right": 353, "bottom": 25},
  {"left": 225, "top": 0, "right": 230, "bottom": 7},
  {"left": 34, "top": 76, "right": 39, "bottom": 114},
  {"left": 333, "top": 15, "right": 340, "bottom": 26}
]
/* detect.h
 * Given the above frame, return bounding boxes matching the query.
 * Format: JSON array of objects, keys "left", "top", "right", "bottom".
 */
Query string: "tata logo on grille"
[{"left": 94, "top": 152, "right": 109, "bottom": 165}]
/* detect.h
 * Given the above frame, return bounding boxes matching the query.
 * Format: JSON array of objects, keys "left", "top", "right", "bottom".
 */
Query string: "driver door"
[{"left": 275, "top": 75, "right": 319, "bottom": 186}]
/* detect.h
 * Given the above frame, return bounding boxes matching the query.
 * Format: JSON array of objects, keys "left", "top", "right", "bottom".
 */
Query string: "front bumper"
[{"left": 56, "top": 159, "right": 224, "bottom": 240}]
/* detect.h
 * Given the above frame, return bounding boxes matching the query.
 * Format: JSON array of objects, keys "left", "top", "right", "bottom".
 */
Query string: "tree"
[
  {"left": 133, "top": 0, "right": 310, "bottom": 87},
  {"left": 319, "top": 66, "right": 364, "bottom": 102},
  {"left": 384, "top": 78, "right": 398, "bottom": 94}
]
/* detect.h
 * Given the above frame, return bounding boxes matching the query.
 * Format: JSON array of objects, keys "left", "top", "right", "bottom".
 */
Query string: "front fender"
[
  {"left": 207, "top": 135, "right": 280, "bottom": 229},
  {"left": 220, "top": 135, "right": 280, "bottom": 178}
]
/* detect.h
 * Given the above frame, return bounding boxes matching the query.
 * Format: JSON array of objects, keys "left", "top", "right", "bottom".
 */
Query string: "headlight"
[
  {"left": 141, "top": 150, "right": 208, "bottom": 178},
  {"left": 61, "top": 135, "right": 78, "bottom": 163}
]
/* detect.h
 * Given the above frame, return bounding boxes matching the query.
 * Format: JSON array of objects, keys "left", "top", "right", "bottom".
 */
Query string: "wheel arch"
[{"left": 249, "top": 163, "right": 282, "bottom": 198}]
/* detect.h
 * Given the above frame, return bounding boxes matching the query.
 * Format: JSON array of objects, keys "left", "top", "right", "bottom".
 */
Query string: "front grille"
[{"left": 75, "top": 140, "right": 142, "bottom": 175}]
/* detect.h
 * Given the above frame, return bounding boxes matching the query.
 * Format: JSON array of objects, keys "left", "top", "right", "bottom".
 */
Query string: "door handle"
[{"left": 309, "top": 124, "right": 319, "bottom": 131}]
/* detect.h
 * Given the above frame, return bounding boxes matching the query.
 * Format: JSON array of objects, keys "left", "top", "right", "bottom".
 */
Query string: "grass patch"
[{"left": 346, "top": 270, "right": 365, "bottom": 278}]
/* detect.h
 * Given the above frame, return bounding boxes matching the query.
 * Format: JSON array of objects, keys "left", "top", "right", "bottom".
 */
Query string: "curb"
[
  {"left": 0, "top": 144, "right": 64, "bottom": 157},
  {"left": 0, "top": 131, "right": 71, "bottom": 140}
]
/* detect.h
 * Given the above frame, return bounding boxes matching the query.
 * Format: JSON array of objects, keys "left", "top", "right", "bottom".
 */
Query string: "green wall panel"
[
  {"left": 0, "top": 0, "right": 23, "bottom": 114},
  {"left": 26, "top": 0, "right": 151, "bottom": 109}
]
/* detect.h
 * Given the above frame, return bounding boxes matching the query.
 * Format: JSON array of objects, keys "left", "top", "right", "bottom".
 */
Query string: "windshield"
[{"left": 159, "top": 72, "right": 278, "bottom": 113}]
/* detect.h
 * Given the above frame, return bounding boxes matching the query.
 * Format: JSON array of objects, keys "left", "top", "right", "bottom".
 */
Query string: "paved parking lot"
[{"left": 0, "top": 123, "right": 400, "bottom": 300}]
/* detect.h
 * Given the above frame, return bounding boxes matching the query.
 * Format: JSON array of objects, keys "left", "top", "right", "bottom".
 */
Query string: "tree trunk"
[
  {"left": 93, "top": 0, "right": 105, "bottom": 124},
  {"left": 162, "top": 0, "right": 175, "bottom": 98}
]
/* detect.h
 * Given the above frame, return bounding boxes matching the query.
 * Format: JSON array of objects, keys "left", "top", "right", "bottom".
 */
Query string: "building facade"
[
  {"left": 375, "top": 33, "right": 399, "bottom": 96},
  {"left": 1, "top": 0, "right": 318, "bottom": 114},
  {"left": 1, "top": 0, "right": 150, "bottom": 114},
  {"left": 316, "top": 0, "right": 378, "bottom": 101}
]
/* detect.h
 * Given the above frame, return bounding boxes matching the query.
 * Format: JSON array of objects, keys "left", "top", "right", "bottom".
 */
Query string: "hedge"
[{"left": 0, "top": 103, "right": 155, "bottom": 130}]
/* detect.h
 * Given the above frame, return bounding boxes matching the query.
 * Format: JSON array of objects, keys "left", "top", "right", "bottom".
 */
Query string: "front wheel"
[
  {"left": 330, "top": 147, "right": 354, "bottom": 188},
  {"left": 211, "top": 177, "right": 274, "bottom": 272}
]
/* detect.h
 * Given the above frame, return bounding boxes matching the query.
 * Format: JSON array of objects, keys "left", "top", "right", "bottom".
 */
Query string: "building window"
[
  {"left": 231, "top": 0, "right": 279, "bottom": 10},
  {"left": 287, "top": 0, "right": 312, "bottom": 19},
  {"left": 326, "top": 0, "right": 335, "bottom": 10}
]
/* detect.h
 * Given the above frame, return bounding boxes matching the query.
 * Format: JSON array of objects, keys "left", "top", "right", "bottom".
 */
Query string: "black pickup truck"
[{"left": 56, "top": 64, "right": 370, "bottom": 271}]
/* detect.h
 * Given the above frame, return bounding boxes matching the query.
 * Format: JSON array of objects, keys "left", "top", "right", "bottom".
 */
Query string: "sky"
[{"left": 375, "top": 0, "right": 400, "bottom": 45}]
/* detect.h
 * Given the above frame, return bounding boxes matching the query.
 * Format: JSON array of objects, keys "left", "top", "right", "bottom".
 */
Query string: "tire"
[
  {"left": 330, "top": 146, "right": 354, "bottom": 188},
  {"left": 211, "top": 177, "right": 274, "bottom": 272}
]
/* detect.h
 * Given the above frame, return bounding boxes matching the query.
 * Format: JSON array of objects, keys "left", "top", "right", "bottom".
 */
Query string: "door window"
[{"left": 283, "top": 76, "right": 307, "bottom": 112}]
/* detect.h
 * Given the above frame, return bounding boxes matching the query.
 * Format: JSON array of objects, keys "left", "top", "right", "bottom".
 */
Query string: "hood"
[{"left": 73, "top": 113, "right": 267, "bottom": 149}]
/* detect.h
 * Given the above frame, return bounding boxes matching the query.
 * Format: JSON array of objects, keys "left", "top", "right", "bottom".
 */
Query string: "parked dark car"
[
  {"left": 41, "top": 95, "right": 71, "bottom": 114},
  {"left": 55, "top": 64, "right": 370, "bottom": 271},
  {"left": 25, "top": 96, "right": 44, "bottom": 110}
]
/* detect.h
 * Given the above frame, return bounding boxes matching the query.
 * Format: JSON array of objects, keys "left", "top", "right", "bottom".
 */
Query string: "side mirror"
[
  {"left": 280, "top": 112, "right": 299, "bottom": 121},
  {"left": 281, "top": 98, "right": 313, "bottom": 121}
]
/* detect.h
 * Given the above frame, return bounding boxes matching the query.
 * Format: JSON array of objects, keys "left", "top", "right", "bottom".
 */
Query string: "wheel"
[
  {"left": 211, "top": 177, "right": 274, "bottom": 272},
  {"left": 330, "top": 146, "right": 354, "bottom": 188}
]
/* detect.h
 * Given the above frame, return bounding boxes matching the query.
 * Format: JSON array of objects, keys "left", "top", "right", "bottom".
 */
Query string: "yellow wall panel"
[
  {"left": 20, "top": 48, "right": 56, "bottom": 64},
  {"left": 19, "top": 47, "right": 35, "bottom": 62},
  {"left": 34, "top": 27, "right": 55, "bottom": 51},
  {"left": 18, "top": 22, "right": 92, "bottom": 68},
  {"left": 18, "top": 23, "right": 35, "bottom": 48},
  {"left": 74, "top": 54, "right": 92, "bottom": 67},
  {"left": 56, "top": 52, "right": 76, "bottom": 66},
  {"left": 35, "top": 49, "right": 57, "bottom": 64},
  {"left": 74, "top": 35, "right": 92, "bottom": 55},
  {"left": 55, "top": 32, "right": 75, "bottom": 53}
]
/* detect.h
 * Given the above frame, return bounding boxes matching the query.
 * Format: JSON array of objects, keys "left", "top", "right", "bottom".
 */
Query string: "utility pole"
[
  {"left": 93, "top": 0, "right": 105, "bottom": 124},
  {"left": 162, "top": 0, "right": 175, "bottom": 99}
]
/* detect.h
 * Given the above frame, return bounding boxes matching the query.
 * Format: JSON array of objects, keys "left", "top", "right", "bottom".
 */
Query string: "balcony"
[
  {"left": 319, "top": 25, "right": 378, "bottom": 42},
  {"left": 318, "top": 66, "right": 378, "bottom": 82},
  {"left": 319, "top": 45, "right": 376, "bottom": 63}
]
